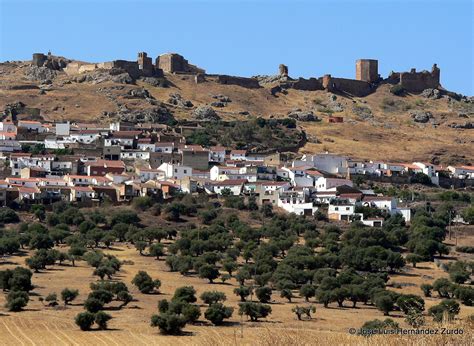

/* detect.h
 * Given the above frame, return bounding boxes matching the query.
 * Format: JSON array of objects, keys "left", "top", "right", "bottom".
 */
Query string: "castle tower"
[
  {"left": 32, "top": 53, "right": 47, "bottom": 67},
  {"left": 279, "top": 64, "right": 288, "bottom": 77},
  {"left": 356, "top": 59, "right": 378, "bottom": 83},
  {"left": 137, "top": 51, "right": 153, "bottom": 76},
  {"left": 431, "top": 63, "right": 440, "bottom": 84}
]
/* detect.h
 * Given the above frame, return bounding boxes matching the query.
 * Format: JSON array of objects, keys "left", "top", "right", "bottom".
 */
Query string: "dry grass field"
[
  {"left": 1, "top": 61, "right": 473, "bottom": 165},
  {"left": 0, "top": 205, "right": 473, "bottom": 345}
]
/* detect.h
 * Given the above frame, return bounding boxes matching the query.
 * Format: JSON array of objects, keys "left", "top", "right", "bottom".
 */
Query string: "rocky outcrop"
[
  {"left": 73, "top": 69, "right": 133, "bottom": 84},
  {"left": 352, "top": 105, "right": 373, "bottom": 120},
  {"left": 193, "top": 106, "right": 221, "bottom": 121},
  {"left": 117, "top": 106, "right": 175, "bottom": 124},
  {"left": 167, "top": 93, "right": 193, "bottom": 108},
  {"left": 212, "top": 95, "right": 231, "bottom": 103},
  {"left": 449, "top": 122, "right": 473, "bottom": 129},
  {"left": 421, "top": 88, "right": 441, "bottom": 100},
  {"left": 410, "top": 110, "right": 433, "bottom": 123},
  {"left": 140, "top": 76, "right": 169, "bottom": 88},
  {"left": 287, "top": 110, "right": 320, "bottom": 122},
  {"left": 24, "top": 66, "right": 57, "bottom": 82},
  {"left": 127, "top": 88, "right": 153, "bottom": 99}
]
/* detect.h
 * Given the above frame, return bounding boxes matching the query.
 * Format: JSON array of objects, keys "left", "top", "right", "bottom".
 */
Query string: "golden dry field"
[{"left": 0, "top": 206, "right": 472, "bottom": 345}]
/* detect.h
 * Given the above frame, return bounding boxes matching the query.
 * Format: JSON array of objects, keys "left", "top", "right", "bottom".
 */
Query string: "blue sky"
[{"left": 1, "top": 0, "right": 472, "bottom": 95}]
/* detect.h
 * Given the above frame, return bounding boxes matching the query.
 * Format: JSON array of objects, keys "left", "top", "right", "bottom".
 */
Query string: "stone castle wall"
[
  {"left": 284, "top": 78, "right": 324, "bottom": 91},
  {"left": 156, "top": 53, "right": 205, "bottom": 74},
  {"left": 322, "top": 74, "right": 373, "bottom": 97},
  {"left": 387, "top": 64, "right": 440, "bottom": 93},
  {"left": 216, "top": 75, "right": 260, "bottom": 89}
]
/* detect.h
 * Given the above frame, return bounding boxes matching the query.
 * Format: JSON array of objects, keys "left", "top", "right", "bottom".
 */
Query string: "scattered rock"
[
  {"left": 117, "top": 106, "right": 175, "bottom": 124},
  {"left": 239, "top": 111, "right": 250, "bottom": 116},
  {"left": 458, "top": 112, "right": 469, "bottom": 118},
  {"left": 74, "top": 69, "right": 133, "bottom": 84},
  {"left": 254, "top": 74, "right": 292, "bottom": 85},
  {"left": 167, "top": 93, "right": 193, "bottom": 108},
  {"left": 352, "top": 105, "right": 373, "bottom": 120},
  {"left": 410, "top": 110, "right": 433, "bottom": 123},
  {"left": 210, "top": 101, "right": 226, "bottom": 108},
  {"left": 212, "top": 94, "right": 232, "bottom": 103},
  {"left": 328, "top": 101, "right": 344, "bottom": 112},
  {"left": 449, "top": 122, "right": 473, "bottom": 129},
  {"left": 126, "top": 88, "right": 154, "bottom": 100},
  {"left": 421, "top": 88, "right": 441, "bottom": 99},
  {"left": 140, "top": 76, "right": 168, "bottom": 88},
  {"left": 193, "top": 106, "right": 221, "bottom": 121},
  {"left": 24, "top": 66, "right": 57, "bottom": 82},
  {"left": 287, "top": 110, "right": 320, "bottom": 122}
]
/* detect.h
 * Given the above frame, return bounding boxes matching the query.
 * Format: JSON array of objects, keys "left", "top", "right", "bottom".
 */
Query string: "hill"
[{"left": 0, "top": 58, "right": 473, "bottom": 165}]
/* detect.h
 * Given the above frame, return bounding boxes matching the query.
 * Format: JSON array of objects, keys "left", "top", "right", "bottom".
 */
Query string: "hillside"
[{"left": 0, "top": 60, "right": 473, "bottom": 165}]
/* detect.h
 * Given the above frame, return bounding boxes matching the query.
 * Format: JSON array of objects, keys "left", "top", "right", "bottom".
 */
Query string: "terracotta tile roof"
[
  {"left": 18, "top": 186, "right": 40, "bottom": 193},
  {"left": 85, "top": 160, "right": 125, "bottom": 168},
  {"left": 71, "top": 186, "right": 94, "bottom": 192},
  {"left": 212, "top": 179, "right": 247, "bottom": 186}
]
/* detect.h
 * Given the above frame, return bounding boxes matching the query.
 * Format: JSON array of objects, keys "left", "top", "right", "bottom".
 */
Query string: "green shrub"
[{"left": 389, "top": 84, "right": 405, "bottom": 96}]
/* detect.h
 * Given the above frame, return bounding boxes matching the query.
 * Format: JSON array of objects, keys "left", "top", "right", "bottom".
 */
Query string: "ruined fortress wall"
[
  {"left": 386, "top": 65, "right": 440, "bottom": 93},
  {"left": 290, "top": 78, "right": 324, "bottom": 91},
  {"left": 156, "top": 53, "right": 205, "bottom": 74},
  {"left": 322, "top": 75, "right": 373, "bottom": 97},
  {"left": 97, "top": 62, "right": 115, "bottom": 69},
  {"left": 400, "top": 71, "right": 439, "bottom": 93},
  {"left": 216, "top": 75, "right": 261, "bottom": 89},
  {"left": 112, "top": 60, "right": 140, "bottom": 79}
]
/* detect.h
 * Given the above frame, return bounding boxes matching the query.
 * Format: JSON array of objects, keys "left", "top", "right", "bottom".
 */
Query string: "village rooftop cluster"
[{"left": 0, "top": 119, "right": 473, "bottom": 227}]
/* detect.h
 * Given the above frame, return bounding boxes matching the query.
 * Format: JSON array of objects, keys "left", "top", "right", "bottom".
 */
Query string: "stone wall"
[
  {"left": 112, "top": 60, "right": 141, "bottom": 79},
  {"left": 156, "top": 53, "right": 205, "bottom": 74},
  {"left": 216, "top": 75, "right": 261, "bottom": 89},
  {"left": 387, "top": 64, "right": 440, "bottom": 93},
  {"left": 322, "top": 75, "right": 373, "bottom": 97},
  {"left": 64, "top": 52, "right": 163, "bottom": 79},
  {"left": 283, "top": 78, "right": 324, "bottom": 91}
]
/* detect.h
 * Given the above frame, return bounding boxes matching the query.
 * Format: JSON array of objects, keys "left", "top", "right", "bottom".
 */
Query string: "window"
[
  {"left": 184, "top": 170, "right": 187, "bottom": 174},
  {"left": 335, "top": 207, "right": 339, "bottom": 211},
  {"left": 346, "top": 207, "right": 350, "bottom": 210}
]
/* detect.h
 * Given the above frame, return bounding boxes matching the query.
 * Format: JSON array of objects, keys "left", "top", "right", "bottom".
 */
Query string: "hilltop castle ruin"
[
  {"left": 31, "top": 51, "right": 441, "bottom": 96},
  {"left": 279, "top": 59, "right": 440, "bottom": 97},
  {"left": 57, "top": 52, "right": 205, "bottom": 79}
]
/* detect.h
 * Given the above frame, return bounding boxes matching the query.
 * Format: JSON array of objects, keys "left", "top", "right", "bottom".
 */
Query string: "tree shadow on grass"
[{"left": 0, "top": 261, "right": 18, "bottom": 265}]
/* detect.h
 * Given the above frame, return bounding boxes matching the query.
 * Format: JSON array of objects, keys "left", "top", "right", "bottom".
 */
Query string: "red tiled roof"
[
  {"left": 213, "top": 179, "right": 247, "bottom": 186},
  {"left": 85, "top": 160, "right": 125, "bottom": 168},
  {"left": 71, "top": 186, "right": 94, "bottom": 192}
]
